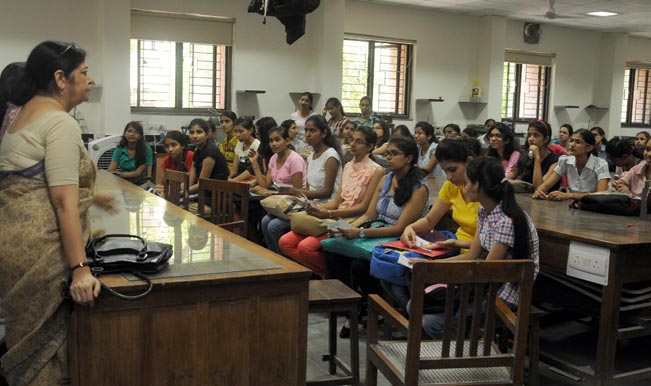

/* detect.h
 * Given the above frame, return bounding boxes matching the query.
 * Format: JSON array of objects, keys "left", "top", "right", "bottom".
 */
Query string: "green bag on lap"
[{"left": 320, "top": 221, "right": 397, "bottom": 262}]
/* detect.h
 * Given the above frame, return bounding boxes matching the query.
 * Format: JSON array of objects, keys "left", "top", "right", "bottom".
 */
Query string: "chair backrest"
[
  {"left": 163, "top": 169, "right": 189, "bottom": 210},
  {"left": 197, "top": 178, "right": 250, "bottom": 237},
  {"left": 406, "top": 259, "right": 535, "bottom": 386}
]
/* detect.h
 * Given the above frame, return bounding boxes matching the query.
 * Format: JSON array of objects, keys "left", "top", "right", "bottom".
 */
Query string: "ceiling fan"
[{"left": 543, "top": 0, "right": 575, "bottom": 19}]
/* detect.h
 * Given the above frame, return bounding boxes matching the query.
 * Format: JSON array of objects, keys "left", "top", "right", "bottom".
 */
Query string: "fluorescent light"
[{"left": 587, "top": 11, "right": 619, "bottom": 17}]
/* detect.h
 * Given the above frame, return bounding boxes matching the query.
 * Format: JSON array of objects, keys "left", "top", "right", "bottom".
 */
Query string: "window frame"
[
  {"left": 501, "top": 62, "right": 551, "bottom": 123},
  {"left": 622, "top": 67, "right": 651, "bottom": 128},
  {"left": 341, "top": 36, "right": 413, "bottom": 119},
  {"left": 130, "top": 39, "right": 232, "bottom": 115}
]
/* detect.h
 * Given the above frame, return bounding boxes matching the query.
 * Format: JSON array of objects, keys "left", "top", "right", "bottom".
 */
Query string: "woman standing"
[
  {"left": 108, "top": 121, "right": 153, "bottom": 185},
  {"left": 0, "top": 41, "right": 116, "bottom": 386},
  {"left": 290, "top": 91, "right": 316, "bottom": 135}
]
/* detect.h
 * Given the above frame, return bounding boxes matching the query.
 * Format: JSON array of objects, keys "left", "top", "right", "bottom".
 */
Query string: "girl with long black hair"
[
  {"left": 108, "top": 121, "right": 153, "bottom": 185},
  {"left": 161, "top": 130, "right": 194, "bottom": 172}
]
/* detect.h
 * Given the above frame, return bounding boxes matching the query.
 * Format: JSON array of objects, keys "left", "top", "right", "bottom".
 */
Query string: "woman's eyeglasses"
[
  {"left": 384, "top": 150, "right": 404, "bottom": 158},
  {"left": 352, "top": 139, "right": 369, "bottom": 145},
  {"left": 568, "top": 139, "right": 587, "bottom": 146}
]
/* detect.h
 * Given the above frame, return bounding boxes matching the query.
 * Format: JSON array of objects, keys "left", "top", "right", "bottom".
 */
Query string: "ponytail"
[{"left": 466, "top": 156, "right": 531, "bottom": 260}]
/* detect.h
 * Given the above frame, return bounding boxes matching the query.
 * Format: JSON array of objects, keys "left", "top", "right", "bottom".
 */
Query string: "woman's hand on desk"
[
  {"left": 532, "top": 189, "right": 549, "bottom": 200},
  {"left": 423, "top": 239, "right": 458, "bottom": 250},
  {"left": 547, "top": 191, "right": 572, "bottom": 200},
  {"left": 94, "top": 192, "right": 118, "bottom": 215},
  {"left": 70, "top": 268, "right": 101, "bottom": 307}
]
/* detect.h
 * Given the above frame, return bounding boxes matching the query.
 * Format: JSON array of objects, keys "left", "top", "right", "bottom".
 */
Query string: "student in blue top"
[{"left": 108, "top": 121, "right": 153, "bottom": 185}]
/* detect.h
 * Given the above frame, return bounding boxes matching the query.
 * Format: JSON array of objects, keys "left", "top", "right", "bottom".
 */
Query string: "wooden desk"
[
  {"left": 426, "top": 177, "right": 651, "bottom": 386},
  {"left": 70, "top": 171, "right": 311, "bottom": 386}
]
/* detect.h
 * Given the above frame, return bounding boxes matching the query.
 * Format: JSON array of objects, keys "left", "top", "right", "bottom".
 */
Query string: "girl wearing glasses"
[
  {"left": 108, "top": 121, "right": 153, "bottom": 185},
  {"left": 278, "top": 125, "right": 384, "bottom": 278},
  {"left": 533, "top": 129, "right": 610, "bottom": 200},
  {"left": 487, "top": 123, "right": 521, "bottom": 179}
]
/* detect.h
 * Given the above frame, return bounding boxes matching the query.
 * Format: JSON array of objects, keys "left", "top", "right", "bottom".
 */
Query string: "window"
[
  {"left": 341, "top": 37, "right": 413, "bottom": 117},
  {"left": 501, "top": 62, "right": 550, "bottom": 122},
  {"left": 622, "top": 67, "right": 651, "bottom": 127},
  {"left": 130, "top": 39, "right": 230, "bottom": 112}
]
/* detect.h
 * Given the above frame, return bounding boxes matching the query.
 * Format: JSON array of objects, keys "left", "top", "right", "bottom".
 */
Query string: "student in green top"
[{"left": 108, "top": 121, "right": 153, "bottom": 185}]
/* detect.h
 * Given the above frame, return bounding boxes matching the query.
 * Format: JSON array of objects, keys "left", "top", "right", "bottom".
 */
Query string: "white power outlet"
[{"left": 566, "top": 241, "right": 610, "bottom": 285}]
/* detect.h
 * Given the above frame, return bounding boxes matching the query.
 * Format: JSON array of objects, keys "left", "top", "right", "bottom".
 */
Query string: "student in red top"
[{"left": 161, "top": 130, "right": 194, "bottom": 172}]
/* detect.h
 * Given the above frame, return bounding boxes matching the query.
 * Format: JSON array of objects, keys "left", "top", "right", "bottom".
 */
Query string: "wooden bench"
[{"left": 308, "top": 280, "right": 362, "bottom": 386}]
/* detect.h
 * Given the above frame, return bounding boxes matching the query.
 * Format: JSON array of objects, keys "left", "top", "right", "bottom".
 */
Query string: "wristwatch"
[{"left": 359, "top": 227, "right": 365, "bottom": 238}]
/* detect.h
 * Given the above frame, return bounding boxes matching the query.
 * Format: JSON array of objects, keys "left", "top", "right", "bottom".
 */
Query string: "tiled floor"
[{"left": 306, "top": 312, "right": 651, "bottom": 386}]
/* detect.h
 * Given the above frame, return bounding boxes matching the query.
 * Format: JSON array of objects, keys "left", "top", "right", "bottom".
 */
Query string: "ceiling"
[{"left": 355, "top": 0, "right": 651, "bottom": 39}]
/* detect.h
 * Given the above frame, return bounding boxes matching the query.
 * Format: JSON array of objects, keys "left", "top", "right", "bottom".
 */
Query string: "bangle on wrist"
[
  {"left": 70, "top": 261, "right": 89, "bottom": 272},
  {"left": 327, "top": 210, "right": 332, "bottom": 218}
]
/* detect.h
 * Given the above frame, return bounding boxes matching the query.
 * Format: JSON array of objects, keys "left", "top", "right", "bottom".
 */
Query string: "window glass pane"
[
  {"left": 138, "top": 40, "right": 176, "bottom": 108},
  {"left": 519, "top": 64, "right": 546, "bottom": 120},
  {"left": 182, "top": 43, "right": 215, "bottom": 109},
  {"left": 373, "top": 43, "right": 407, "bottom": 115},
  {"left": 342, "top": 40, "right": 369, "bottom": 114},
  {"left": 630, "top": 69, "right": 651, "bottom": 125},
  {"left": 501, "top": 62, "right": 516, "bottom": 119},
  {"left": 130, "top": 40, "right": 138, "bottom": 106},
  {"left": 622, "top": 68, "right": 630, "bottom": 123}
]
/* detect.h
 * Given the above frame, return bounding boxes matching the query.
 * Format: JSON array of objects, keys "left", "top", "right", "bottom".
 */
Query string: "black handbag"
[
  {"left": 571, "top": 193, "right": 641, "bottom": 216},
  {"left": 85, "top": 234, "right": 172, "bottom": 300}
]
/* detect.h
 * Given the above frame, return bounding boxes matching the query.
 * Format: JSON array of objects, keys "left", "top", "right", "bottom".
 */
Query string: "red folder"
[{"left": 379, "top": 240, "right": 457, "bottom": 259}]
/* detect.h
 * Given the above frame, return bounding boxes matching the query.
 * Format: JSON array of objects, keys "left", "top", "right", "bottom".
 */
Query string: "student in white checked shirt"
[{"left": 416, "top": 156, "right": 540, "bottom": 338}]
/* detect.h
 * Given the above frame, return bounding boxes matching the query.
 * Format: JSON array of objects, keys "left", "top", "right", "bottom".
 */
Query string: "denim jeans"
[{"left": 261, "top": 214, "right": 290, "bottom": 254}]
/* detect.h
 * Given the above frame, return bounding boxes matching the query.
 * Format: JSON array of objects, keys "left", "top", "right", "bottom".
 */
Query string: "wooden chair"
[
  {"left": 198, "top": 178, "right": 249, "bottom": 237},
  {"left": 366, "top": 260, "right": 535, "bottom": 386},
  {"left": 163, "top": 169, "right": 189, "bottom": 210}
]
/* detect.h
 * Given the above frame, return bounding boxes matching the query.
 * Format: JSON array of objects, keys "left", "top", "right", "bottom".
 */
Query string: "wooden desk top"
[
  {"left": 93, "top": 171, "right": 311, "bottom": 291},
  {"left": 426, "top": 177, "right": 651, "bottom": 249}
]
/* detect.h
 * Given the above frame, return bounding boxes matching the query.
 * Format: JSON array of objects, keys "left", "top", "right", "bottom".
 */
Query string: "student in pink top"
[
  {"left": 613, "top": 137, "right": 651, "bottom": 196},
  {"left": 278, "top": 125, "right": 384, "bottom": 278},
  {"left": 487, "top": 123, "right": 521, "bottom": 179},
  {"left": 249, "top": 126, "right": 306, "bottom": 195}
]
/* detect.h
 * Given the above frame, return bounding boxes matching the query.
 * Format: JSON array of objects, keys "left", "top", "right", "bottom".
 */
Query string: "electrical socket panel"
[{"left": 566, "top": 241, "right": 610, "bottom": 285}]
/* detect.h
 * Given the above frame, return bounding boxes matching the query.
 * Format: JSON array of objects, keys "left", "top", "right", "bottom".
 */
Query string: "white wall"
[{"left": 2, "top": 0, "right": 651, "bottom": 139}]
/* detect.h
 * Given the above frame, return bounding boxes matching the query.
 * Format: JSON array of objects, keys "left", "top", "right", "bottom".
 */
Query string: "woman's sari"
[{"left": 0, "top": 150, "right": 95, "bottom": 386}]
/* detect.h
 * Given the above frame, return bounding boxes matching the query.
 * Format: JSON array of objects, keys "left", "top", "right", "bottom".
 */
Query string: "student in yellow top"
[
  {"left": 218, "top": 110, "right": 238, "bottom": 169},
  {"left": 401, "top": 137, "right": 482, "bottom": 251}
]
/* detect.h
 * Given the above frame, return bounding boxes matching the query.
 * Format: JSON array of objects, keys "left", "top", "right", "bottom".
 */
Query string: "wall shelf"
[
  {"left": 585, "top": 104, "right": 608, "bottom": 110},
  {"left": 458, "top": 101, "right": 486, "bottom": 105},
  {"left": 554, "top": 105, "right": 580, "bottom": 109},
  {"left": 417, "top": 98, "right": 444, "bottom": 103},
  {"left": 236, "top": 90, "right": 266, "bottom": 94}
]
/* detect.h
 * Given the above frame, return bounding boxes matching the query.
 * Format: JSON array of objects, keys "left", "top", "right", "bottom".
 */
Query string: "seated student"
[
  {"left": 413, "top": 121, "right": 443, "bottom": 177},
  {"left": 461, "top": 126, "right": 478, "bottom": 140},
  {"left": 278, "top": 125, "right": 384, "bottom": 278},
  {"left": 442, "top": 123, "right": 461, "bottom": 139},
  {"left": 613, "top": 137, "right": 651, "bottom": 196},
  {"left": 533, "top": 129, "right": 610, "bottom": 200},
  {"left": 255, "top": 116, "right": 277, "bottom": 167},
  {"left": 635, "top": 131, "right": 651, "bottom": 153},
  {"left": 591, "top": 126, "right": 609, "bottom": 161},
  {"left": 260, "top": 115, "right": 342, "bottom": 254},
  {"left": 558, "top": 123, "right": 573, "bottom": 151},
  {"left": 606, "top": 137, "right": 643, "bottom": 174},
  {"left": 281, "top": 119, "right": 309, "bottom": 154},
  {"left": 248, "top": 126, "right": 306, "bottom": 195},
  {"left": 322, "top": 97, "right": 350, "bottom": 138},
  {"left": 414, "top": 156, "right": 539, "bottom": 339},
  {"left": 487, "top": 123, "right": 521, "bottom": 179},
  {"left": 340, "top": 120, "right": 357, "bottom": 163},
  {"left": 390, "top": 138, "right": 482, "bottom": 312},
  {"left": 206, "top": 120, "right": 218, "bottom": 143},
  {"left": 108, "top": 121, "right": 153, "bottom": 185},
  {"left": 391, "top": 124, "right": 413, "bottom": 139},
  {"left": 218, "top": 111, "right": 238, "bottom": 170},
  {"left": 371, "top": 120, "right": 391, "bottom": 155},
  {"left": 480, "top": 118, "right": 496, "bottom": 152},
  {"left": 187, "top": 118, "right": 229, "bottom": 195},
  {"left": 514, "top": 120, "right": 560, "bottom": 189},
  {"left": 325, "top": 136, "right": 430, "bottom": 337},
  {"left": 229, "top": 117, "right": 262, "bottom": 182},
  {"left": 161, "top": 130, "right": 194, "bottom": 172}
]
